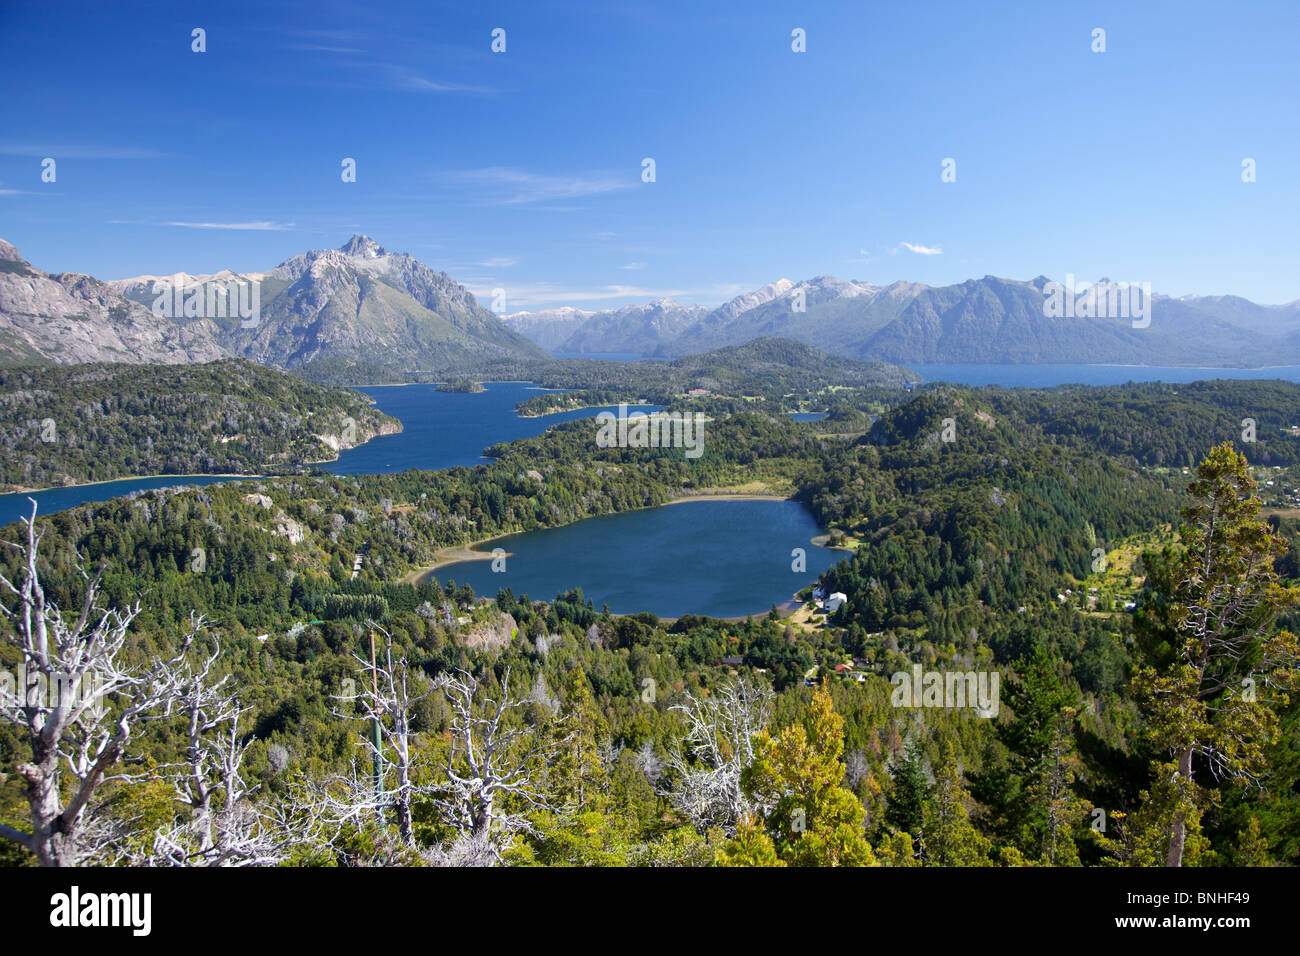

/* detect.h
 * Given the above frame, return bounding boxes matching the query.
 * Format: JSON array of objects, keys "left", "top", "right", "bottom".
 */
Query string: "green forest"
[
  {"left": 1, "top": 372, "right": 1298, "bottom": 868},
  {"left": 0, "top": 360, "right": 398, "bottom": 491}
]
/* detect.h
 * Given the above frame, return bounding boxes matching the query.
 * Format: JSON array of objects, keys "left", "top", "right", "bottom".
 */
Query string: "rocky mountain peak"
[
  {"left": 0, "top": 238, "right": 23, "bottom": 263},
  {"left": 339, "top": 235, "right": 388, "bottom": 259}
]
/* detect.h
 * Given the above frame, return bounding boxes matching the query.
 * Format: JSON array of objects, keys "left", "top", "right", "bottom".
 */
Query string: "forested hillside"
[
  {"left": 1, "top": 378, "right": 1297, "bottom": 867},
  {"left": 513, "top": 338, "right": 917, "bottom": 416},
  {"left": 0, "top": 360, "right": 398, "bottom": 491}
]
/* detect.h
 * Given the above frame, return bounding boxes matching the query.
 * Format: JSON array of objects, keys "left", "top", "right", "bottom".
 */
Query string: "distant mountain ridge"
[
  {"left": 505, "top": 273, "right": 1300, "bottom": 367},
  {"left": 2, "top": 236, "right": 546, "bottom": 377},
  {"left": 0, "top": 240, "right": 229, "bottom": 366},
  {"left": 7, "top": 234, "right": 1298, "bottom": 373}
]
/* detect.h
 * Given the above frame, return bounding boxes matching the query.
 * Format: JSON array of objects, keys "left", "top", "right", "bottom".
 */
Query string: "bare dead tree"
[
  {"left": 664, "top": 675, "right": 774, "bottom": 833},
  {"left": 635, "top": 738, "right": 665, "bottom": 785},
  {"left": 427, "top": 667, "right": 568, "bottom": 864},
  {"left": 844, "top": 747, "right": 870, "bottom": 792},
  {"left": 313, "top": 622, "right": 433, "bottom": 848},
  {"left": 420, "top": 829, "right": 498, "bottom": 867},
  {"left": 140, "top": 643, "right": 317, "bottom": 866},
  {"left": 0, "top": 502, "right": 198, "bottom": 866}
]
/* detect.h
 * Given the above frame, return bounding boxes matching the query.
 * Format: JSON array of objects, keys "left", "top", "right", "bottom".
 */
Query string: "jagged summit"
[{"left": 338, "top": 234, "right": 388, "bottom": 259}]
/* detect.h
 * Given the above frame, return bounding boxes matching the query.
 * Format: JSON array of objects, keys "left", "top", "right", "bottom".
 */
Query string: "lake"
[
  {"left": 7, "top": 367, "right": 1298, "bottom": 526},
  {"left": 912, "top": 364, "right": 1300, "bottom": 388},
  {"left": 429, "top": 498, "right": 841, "bottom": 618},
  {"left": 327, "top": 382, "right": 657, "bottom": 475},
  {"left": 0, "top": 383, "right": 658, "bottom": 526},
  {"left": 0, "top": 474, "right": 245, "bottom": 528}
]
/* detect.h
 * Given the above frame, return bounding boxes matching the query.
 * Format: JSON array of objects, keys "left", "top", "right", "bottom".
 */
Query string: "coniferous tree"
[
  {"left": 922, "top": 739, "right": 991, "bottom": 866},
  {"left": 732, "top": 682, "right": 877, "bottom": 866},
  {"left": 884, "top": 738, "right": 929, "bottom": 844},
  {"left": 1130, "top": 443, "right": 1299, "bottom": 866}
]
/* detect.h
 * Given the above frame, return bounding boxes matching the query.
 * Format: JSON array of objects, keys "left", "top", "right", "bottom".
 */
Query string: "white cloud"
[
  {"left": 164, "top": 221, "right": 295, "bottom": 231},
  {"left": 291, "top": 43, "right": 367, "bottom": 54},
  {"left": 449, "top": 167, "right": 633, "bottom": 205},
  {"left": 899, "top": 242, "right": 942, "bottom": 255},
  {"left": 478, "top": 256, "right": 517, "bottom": 268},
  {"left": 471, "top": 281, "right": 744, "bottom": 309},
  {"left": 620, "top": 262, "right": 647, "bottom": 270},
  {"left": 389, "top": 68, "right": 494, "bottom": 94}
]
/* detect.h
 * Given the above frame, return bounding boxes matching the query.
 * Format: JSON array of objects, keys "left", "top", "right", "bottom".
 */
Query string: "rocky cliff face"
[
  {"left": 225, "top": 235, "right": 548, "bottom": 371},
  {"left": 0, "top": 241, "right": 228, "bottom": 366},
  {"left": 461, "top": 610, "right": 519, "bottom": 652},
  {"left": 1, "top": 236, "right": 547, "bottom": 375}
]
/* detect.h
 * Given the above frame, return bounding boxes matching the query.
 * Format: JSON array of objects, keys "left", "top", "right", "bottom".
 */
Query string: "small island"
[{"left": 436, "top": 378, "right": 485, "bottom": 393}]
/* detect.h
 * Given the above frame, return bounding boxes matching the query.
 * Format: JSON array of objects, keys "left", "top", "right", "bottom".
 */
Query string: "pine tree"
[
  {"left": 733, "top": 682, "right": 877, "bottom": 866},
  {"left": 522, "top": 670, "right": 630, "bottom": 865},
  {"left": 714, "top": 814, "right": 784, "bottom": 867},
  {"left": 1130, "top": 443, "right": 1299, "bottom": 867},
  {"left": 923, "top": 739, "right": 991, "bottom": 866},
  {"left": 884, "top": 738, "right": 929, "bottom": 843},
  {"left": 1026, "top": 706, "right": 1084, "bottom": 866},
  {"left": 990, "top": 643, "right": 1085, "bottom": 863},
  {"left": 1233, "top": 815, "right": 1271, "bottom": 867}
]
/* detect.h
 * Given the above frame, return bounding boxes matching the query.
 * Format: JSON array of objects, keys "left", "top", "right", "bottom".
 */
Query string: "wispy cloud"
[
  {"left": 472, "top": 281, "right": 745, "bottom": 310},
  {"left": 899, "top": 241, "right": 942, "bottom": 255},
  {"left": 164, "top": 221, "right": 295, "bottom": 231},
  {"left": 0, "top": 143, "right": 173, "bottom": 159},
  {"left": 387, "top": 67, "right": 494, "bottom": 95},
  {"left": 478, "top": 256, "right": 517, "bottom": 268},
  {"left": 620, "top": 262, "right": 647, "bottom": 271},
  {"left": 293, "top": 43, "right": 368, "bottom": 54},
  {"left": 449, "top": 167, "right": 633, "bottom": 205}
]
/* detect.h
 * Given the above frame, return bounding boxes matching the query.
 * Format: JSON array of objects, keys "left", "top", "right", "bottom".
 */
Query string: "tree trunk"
[
  {"left": 1165, "top": 747, "right": 1193, "bottom": 867},
  {"left": 20, "top": 754, "right": 70, "bottom": 867}
]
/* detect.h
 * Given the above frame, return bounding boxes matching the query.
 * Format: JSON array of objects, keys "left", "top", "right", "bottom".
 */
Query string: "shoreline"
[
  {"left": 1, "top": 472, "right": 264, "bottom": 496},
  {"left": 402, "top": 491, "right": 799, "bottom": 586},
  {"left": 402, "top": 532, "right": 522, "bottom": 585},
  {"left": 663, "top": 492, "right": 788, "bottom": 504},
  {"left": 517, "top": 400, "right": 659, "bottom": 420},
  {"left": 1, "top": 421, "right": 398, "bottom": 496}
]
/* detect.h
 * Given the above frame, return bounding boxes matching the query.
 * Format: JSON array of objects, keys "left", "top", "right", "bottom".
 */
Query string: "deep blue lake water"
[
  {"left": 0, "top": 383, "right": 657, "bottom": 526},
  {"left": 431, "top": 498, "right": 840, "bottom": 618},
  {"left": 6, "top": 367, "right": 1298, "bottom": 527},
  {"left": 912, "top": 364, "right": 1300, "bottom": 388},
  {"left": 327, "top": 382, "right": 657, "bottom": 475}
]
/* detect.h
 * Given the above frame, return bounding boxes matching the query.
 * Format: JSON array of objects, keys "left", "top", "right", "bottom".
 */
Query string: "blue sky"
[{"left": 2, "top": 0, "right": 1298, "bottom": 309}]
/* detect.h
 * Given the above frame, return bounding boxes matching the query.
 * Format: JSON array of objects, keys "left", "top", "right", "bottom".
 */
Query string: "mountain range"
[
  {"left": 4, "top": 233, "right": 1298, "bottom": 377},
  {"left": 0, "top": 235, "right": 545, "bottom": 378},
  {"left": 506, "top": 274, "right": 1300, "bottom": 367}
]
